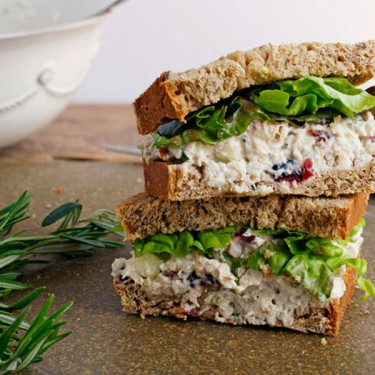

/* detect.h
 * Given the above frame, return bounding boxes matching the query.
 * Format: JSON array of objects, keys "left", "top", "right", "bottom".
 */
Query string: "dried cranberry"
[
  {"left": 273, "top": 158, "right": 314, "bottom": 183},
  {"left": 275, "top": 175, "right": 302, "bottom": 183},
  {"left": 272, "top": 159, "right": 303, "bottom": 182},
  {"left": 302, "top": 158, "right": 314, "bottom": 180},
  {"left": 309, "top": 129, "right": 331, "bottom": 142},
  {"left": 241, "top": 235, "right": 256, "bottom": 243},
  {"left": 369, "top": 136, "right": 375, "bottom": 142},
  {"left": 234, "top": 228, "right": 256, "bottom": 243}
]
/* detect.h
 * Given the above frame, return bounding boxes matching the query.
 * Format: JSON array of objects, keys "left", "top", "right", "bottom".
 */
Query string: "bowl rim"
[{"left": 0, "top": 3, "right": 120, "bottom": 41}]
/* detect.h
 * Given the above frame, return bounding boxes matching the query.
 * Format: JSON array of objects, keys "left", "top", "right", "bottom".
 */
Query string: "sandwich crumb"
[
  {"left": 55, "top": 186, "right": 64, "bottom": 194},
  {"left": 320, "top": 338, "right": 328, "bottom": 346}
]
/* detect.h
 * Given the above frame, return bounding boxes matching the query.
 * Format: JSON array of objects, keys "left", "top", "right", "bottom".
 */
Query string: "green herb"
[
  {"left": 0, "top": 192, "right": 124, "bottom": 374},
  {"left": 151, "top": 77, "right": 375, "bottom": 150}
]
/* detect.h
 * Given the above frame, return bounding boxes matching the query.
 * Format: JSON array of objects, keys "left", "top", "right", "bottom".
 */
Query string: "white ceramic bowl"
[
  {"left": 0, "top": 0, "right": 121, "bottom": 33},
  {"left": 0, "top": 1, "right": 121, "bottom": 148}
]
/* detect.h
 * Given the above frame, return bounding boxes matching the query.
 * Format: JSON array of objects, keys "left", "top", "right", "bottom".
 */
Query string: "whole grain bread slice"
[
  {"left": 113, "top": 265, "right": 357, "bottom": 336},
  {"left": 143, "top": 159, "right": 375, "bottom": 202},
  {"left": 116, "top": 192, "right": 368, "bottom": 242},
  {"left": 134, "top": 41, "right": 375, "bottom": 134}
]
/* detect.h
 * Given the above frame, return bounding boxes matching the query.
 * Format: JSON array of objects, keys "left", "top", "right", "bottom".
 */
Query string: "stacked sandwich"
[{"left": 112, "top": 41, "right": 375, "bottom": 335}]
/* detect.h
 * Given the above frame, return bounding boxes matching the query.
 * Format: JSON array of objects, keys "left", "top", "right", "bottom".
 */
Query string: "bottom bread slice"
[{"left": 113, "top": 264, "right": 356, "bottom": 336}]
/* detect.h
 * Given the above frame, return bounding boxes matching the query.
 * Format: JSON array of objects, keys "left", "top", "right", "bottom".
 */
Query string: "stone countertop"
[{"left": 0, "top": 105, "right": 374, "bottom": 375}]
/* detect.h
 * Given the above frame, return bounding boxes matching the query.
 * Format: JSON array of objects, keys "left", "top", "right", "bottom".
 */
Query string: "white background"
[{"left": 74, "top": 0, "right": 375, "bottom": 103}]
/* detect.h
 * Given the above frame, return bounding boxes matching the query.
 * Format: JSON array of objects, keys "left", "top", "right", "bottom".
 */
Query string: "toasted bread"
[
  {"left": 116, "top": 192, "right": 368, "bottom": 241},
  {"left": 134, "top": 41, "right": 375, "bottom": 134}
]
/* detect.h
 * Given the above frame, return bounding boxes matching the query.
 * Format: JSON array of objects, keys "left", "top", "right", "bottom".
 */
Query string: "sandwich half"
[
  {"left": 135, "top": 41, "right": 375, "bottom": 200},
  {"left": 112, "top": 193, "right": 374, "bottom": 335}
]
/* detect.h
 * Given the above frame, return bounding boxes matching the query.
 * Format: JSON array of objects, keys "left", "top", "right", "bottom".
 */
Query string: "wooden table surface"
[
  {"left": 0, "top": 104, "right": 143, "bottom": 163},
  {"left": 1, "top": 104, "right": 374, "bottom": 375}
]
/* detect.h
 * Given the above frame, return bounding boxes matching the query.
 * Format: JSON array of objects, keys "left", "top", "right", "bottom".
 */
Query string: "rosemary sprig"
[{"left": 0, "top": 192, "right": 124, "bottom": 374}]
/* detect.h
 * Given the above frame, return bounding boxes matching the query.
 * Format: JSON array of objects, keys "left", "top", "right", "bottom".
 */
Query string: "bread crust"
[
  {"left": 142, "top": 159, "right": 178, "bottom": 200},
  {"left": 133, "top": 72, "right": 183, "bottom": 135},
  {"left": 134, "top": 41, "right": 375, "bottom": 134},
  {"left": 143, "top": 159, "right": 375, "bottom": 201},
  {"left": 113, "top": 265, "right": 357, "bottom": 336},
  {"left": 327, "top": 266, "right": 357, "bottom": 335},
  {"left": 116, "top": 192, "right": 368, "bottom": 242}
]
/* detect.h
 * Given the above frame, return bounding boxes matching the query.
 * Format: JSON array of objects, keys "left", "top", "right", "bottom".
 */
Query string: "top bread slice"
[
  {"left": 134, "top": 41, "right": 375, "bottom": 134},
  {"left": 117, "top": 192, "right": 368, "bottom": 242}
]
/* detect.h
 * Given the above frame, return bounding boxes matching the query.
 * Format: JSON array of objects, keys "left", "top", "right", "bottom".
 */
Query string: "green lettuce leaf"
[
  {"left": 133, "top": 233, "right": 179, "bottom": 257},
  {"left": 327, "top": 251, "right": 375, "bottom": 300},
  {"left": 357, "top": 276, "right": 375, "bottom": 301},
  {"left": 193, "top": 98, "right": 266, "bottom": 144},
  {"left": 284, "top": 235, "right": 311, "bottom": 255},
  {"left": 305, "top": 238, "right": 344, "bottom": 257},
  {"left": 264, "top": 241, "right": 291, "bottom": 275},
  {"left": 246, "top": 240, "right": 291, "bottom": 274},
  {"left": 251, "top": 76, "right": 375, "bottom": 119},
  {"left": 198, "top": 227, "right": 236, "bottom": 251},
  {"left": 283, "top": 254, "right": 333, "bottom": 302},
  {"left": 348, "top": 217, "right": 366, "bottom": 239},
  {"left": 152, "top": 97, "right": 270, "bottom": 149},
  {"left": 246, "top": 250, "right": 266, "bottom": 271},
  {"left": 133, "top": 227, "right": 236, "bottom": 258}
]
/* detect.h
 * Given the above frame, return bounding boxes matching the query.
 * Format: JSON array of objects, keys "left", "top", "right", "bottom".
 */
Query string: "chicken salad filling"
[{"left": 112, "top": 219, "right": 374, "bottom": 309}]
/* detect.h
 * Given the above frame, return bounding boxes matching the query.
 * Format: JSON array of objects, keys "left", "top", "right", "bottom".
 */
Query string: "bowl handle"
[{"left": 0, "top": 55, "right": 97, "bottom": 114}]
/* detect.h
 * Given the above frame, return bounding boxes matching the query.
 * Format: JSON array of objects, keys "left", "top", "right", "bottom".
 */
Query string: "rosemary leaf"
[{"left": 0, "top": 191, "right": 125, "bottom": 374}]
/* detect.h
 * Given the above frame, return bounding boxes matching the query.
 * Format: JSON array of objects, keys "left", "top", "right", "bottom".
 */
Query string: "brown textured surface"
[
  {"left": 0, "top": 105, "right": 374, "bottom": 374},
  {"left": 0, "top": 162, "right": 374, "bottom": 375},
  {"left": 0, "top": 104, "right": 142, "bottom": 163},
  {"left": 113, "top": 265, "right": 357, "bottom": 336},
  {"left": 134, "top": 41, "right": 375, "bottom": 133},
  {"left": 143, "top": 159, "right": 375, "bottom": 200},
  {"left": 117, "top": 192, "right": 368, "bottom": 241}
]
